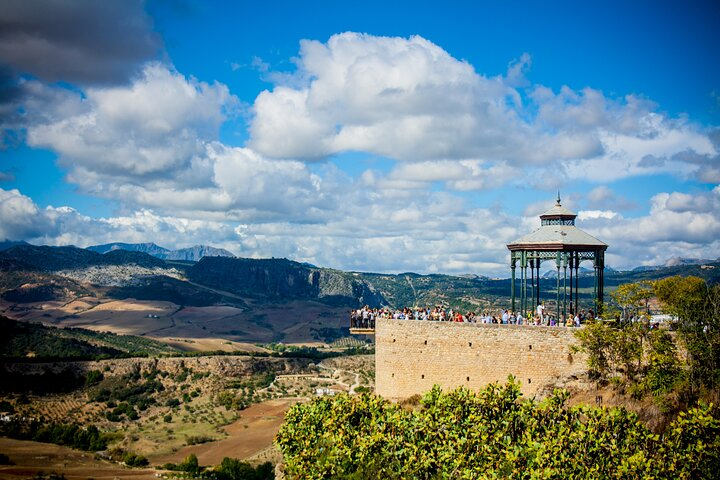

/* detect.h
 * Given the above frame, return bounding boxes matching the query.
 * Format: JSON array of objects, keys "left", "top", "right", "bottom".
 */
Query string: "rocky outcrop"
[
  {"left": 57, "top": 265, "right": 184, "bottom": 287},
  {"left": 188, "top": 257, "right": 385, "bottom": 307},
  {"left": 165, "top": 245, "right": 235, "bottom": 261}
]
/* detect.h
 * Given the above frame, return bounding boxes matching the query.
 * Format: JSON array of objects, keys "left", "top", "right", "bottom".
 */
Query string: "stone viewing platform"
[{"left": 374, "top": 318, "right": 587, "bottom": 399}]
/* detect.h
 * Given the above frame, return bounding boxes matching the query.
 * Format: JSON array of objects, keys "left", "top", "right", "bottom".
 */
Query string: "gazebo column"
[
  {"left": 598, "top": 251, "right": 605, "bottom": 313},
  {"left": 555, "top": 253, "right": 561, "bottom": 321},
  {"left": 529, "top": 258, "right": 535, "bottom": 315},
  {"left": 568, "top": 254, "right": 574, "bottom": 314},
  {"left": 510, "top": 255, "right": 516, "bottom": 313},
  {"left": 574, "top": 253, "right": 580, "bottom": 314},
  {"left": 562, "top": 255, "right": 568, "bottom": 319},
  {"left": 521, "top": 251, "right": 527, "bottom": 317},
  {"left": 593, "top": 255, "right": 598, "bottom": 313},
  {"left": 535, "top": 258, "right": 541, "bottom": 309}
]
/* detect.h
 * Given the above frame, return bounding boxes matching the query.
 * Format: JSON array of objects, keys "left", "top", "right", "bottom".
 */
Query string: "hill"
[{"left": 0, "top": 316, "right": 180, "bottom": 361}]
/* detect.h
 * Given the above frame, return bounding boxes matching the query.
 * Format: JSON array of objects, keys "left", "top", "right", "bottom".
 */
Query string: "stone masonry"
[{"left": 375, "top": 318, "right": 587, "bottom": 400}]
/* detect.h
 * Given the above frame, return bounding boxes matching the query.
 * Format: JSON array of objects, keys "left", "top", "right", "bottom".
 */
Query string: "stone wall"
[{"left": 375, "top": 319, "right": 587, "bottom": 400}]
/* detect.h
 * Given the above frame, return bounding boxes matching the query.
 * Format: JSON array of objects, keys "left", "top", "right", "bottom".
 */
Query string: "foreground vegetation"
[
  {"left": 575, "top": 276, "right": 720, "bottom": 415},
  {"left": 277, "top": 379, "right": 719, "bottom": 479}
]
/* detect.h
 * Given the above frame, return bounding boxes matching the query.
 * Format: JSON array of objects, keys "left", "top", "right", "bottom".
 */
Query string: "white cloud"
[
  {"left": 27, "top": 63, "right": 235, "bottom": 182},
  {"left": 248, "top": 32, "right": 717, "bottom": 192},
  {"left": 250, "top": 32, "right": 538, "bottom": 163}
]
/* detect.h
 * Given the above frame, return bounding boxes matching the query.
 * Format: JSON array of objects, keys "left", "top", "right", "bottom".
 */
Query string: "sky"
[{"left": 0, "top": 0, "right": 719, "bottom": 277}]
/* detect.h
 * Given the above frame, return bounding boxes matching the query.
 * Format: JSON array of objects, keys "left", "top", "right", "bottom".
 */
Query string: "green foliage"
[
  {"left": 0, "top": 420, "right": 108, "bottom": 451},
  {"left": 610, "top": 280, "right": 654, "bottom": 323},
  {"left": 277, "top": 380, "right": 720, "bottom": 479},
  {"left": 213, "top": 457, "right": 274, "bottom": 480},
  {"left": 180, "top": 453, "right": 200, "bottom": 475},
  {"left": 186, "top": 434, "right": 213, "bottom": 445},
  {"left": 0, "top": 316, "right": 179, "bottom": 361},
  {"left": 85, "top": 369, "right": 104, "bottom": 386},
  {"left": 573, "top": 321, "right": 645, "bottom": 382},
  {"left": 122, "top": 451, "right": 149, "bottom": 467},
  {"left": 654, "top": 277, "right": 720, "bottom": 395}
]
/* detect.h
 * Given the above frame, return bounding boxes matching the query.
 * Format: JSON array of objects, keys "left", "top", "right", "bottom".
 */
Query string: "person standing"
[{"left": 537, "top": 303, "right": 545, "bottom": 324}]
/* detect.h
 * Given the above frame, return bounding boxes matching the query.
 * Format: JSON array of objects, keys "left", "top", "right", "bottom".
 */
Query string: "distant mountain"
[
  {"left": 0, "top": 245, "right": 165, "bottom": 271},
  {"left": 87, "top": 242, "right": 234, "bottom": 262},
  {"left": 87, "top": 242, "right": 171, "bottom": 257},
  {"left": 664, "top": 257, "right": 717, "bottom": 267},
  {"left": 0, "top": 240, "right": 30, "bottom": 251},
  {"left": 165, "top": 245, "right": 235, "bottom": 261}
]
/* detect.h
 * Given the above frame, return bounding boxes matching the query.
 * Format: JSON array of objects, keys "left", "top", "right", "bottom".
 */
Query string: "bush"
[
  {"left": 214, "top": 457, "right": 274, "bottom": 480},
  {"left": 122, "top": 452, "right": 149, "bottom": 467},
  {"left": 277, "top": 379, "right": 720, "bottom": 479}
]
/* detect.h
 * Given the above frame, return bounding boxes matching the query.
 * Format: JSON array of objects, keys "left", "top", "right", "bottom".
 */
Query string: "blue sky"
[{"left": 1, "top": 0, "right": 718, "bottom": 276}]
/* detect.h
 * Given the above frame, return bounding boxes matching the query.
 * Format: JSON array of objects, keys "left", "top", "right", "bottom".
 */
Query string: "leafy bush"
[
  {"left": 277, "top": 379, "right": 720, "bottom": 479},
  {"left": 213, "top": 457, "right": 274, "bottom": 480},
  {"left": 122, "top": 452, "right": 149, "bottom": 467},
  {"left": 0, "top": 420, "right": 108, "bottom": 451}
]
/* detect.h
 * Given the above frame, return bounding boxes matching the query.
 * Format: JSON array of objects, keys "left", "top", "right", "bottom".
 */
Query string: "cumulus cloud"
[
  {"left": 0, "top": 0, "right": 160, "bottom": 85},
  {"left": 26, "top": 63, "right": 235, "bottom": 190},
  {"left": 248, "top": 33, "right": 717, "bottom": 191},
  {"left": 250, "top": 32, "right": 538, "bottom": 163}
]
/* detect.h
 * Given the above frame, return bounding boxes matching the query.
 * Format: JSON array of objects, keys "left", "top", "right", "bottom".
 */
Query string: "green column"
[{"left": 511, "top": 255, "right": 516, "bottom": 313}]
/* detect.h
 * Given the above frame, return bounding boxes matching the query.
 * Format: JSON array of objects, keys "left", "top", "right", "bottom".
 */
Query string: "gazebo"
[{"left": 507, "top": 195, "right": 608, "bottom": 319}]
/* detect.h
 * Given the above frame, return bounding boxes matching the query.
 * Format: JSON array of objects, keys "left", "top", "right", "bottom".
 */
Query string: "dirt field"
[
  {"left": 0, "top": 296, "right": 352, "bottom": 349},
  {"left": 151, "top": 398, "right": 299, "bottom": 466},
  {"left": 0, "top": 438, "right": 159, "bottom": 480}
]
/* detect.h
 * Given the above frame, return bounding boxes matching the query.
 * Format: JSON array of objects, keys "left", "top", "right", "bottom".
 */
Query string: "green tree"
[
  {"left": 654, "top": 277, "right": 720, "bottom": 396},
  {"left": 180, "top": 453, "right": 199, "bottom": 475},
  {"left": 611, "top": 280, "right": 654, "bottom": 323}
]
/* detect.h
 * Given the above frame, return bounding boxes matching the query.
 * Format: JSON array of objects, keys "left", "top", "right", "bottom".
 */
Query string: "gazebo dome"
[
  {"left": 539, "top": 197, "right": 578, "bottom": 225},
  {"left": 507, "top": 197, "right": 607, "bottom": 251}
]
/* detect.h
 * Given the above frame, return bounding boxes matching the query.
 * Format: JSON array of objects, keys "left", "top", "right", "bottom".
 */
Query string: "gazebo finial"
[{"left": 556, "top": 190, "right": 561, "bottom": 205}]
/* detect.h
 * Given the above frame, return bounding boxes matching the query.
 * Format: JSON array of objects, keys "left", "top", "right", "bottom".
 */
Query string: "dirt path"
[{"left": 151, "top": 398, "right": 299, "bottom": 467}]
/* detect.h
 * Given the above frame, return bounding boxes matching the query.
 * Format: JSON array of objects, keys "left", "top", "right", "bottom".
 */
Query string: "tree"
[
  {"left": 611, "top": 280, "right": 654, "bottom": 323},
  {"left": 654, "top": 277, "right": 720, "bottom": 396},
  {"left": 180, "top": 453, "right": 199, "bottom": 475}
]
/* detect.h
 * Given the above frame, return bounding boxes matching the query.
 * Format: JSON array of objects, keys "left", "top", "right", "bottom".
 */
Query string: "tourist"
[{"left": 537, "top": 303, "right": 545, "bottom": 324}]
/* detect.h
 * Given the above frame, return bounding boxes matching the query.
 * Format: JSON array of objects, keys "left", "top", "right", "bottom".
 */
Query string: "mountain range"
[
  {"left": 1, "top": 242, "right": 718, "bottom": 347},
  {"left": 1, "top": 243, "right": 718, "bottom": 310},
  {"left": 86, "top": 242, "right": 235, "bottom": 262}
]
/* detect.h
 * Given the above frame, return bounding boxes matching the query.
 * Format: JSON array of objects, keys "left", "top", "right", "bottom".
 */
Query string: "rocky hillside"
[{"left": 188, "top": 257, "right": 385, "bottom": 307}]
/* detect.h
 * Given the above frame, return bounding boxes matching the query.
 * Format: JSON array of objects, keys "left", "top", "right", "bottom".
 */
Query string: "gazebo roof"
[
  {"left": 539, "top": 202, "right": 577, "bottom": 219},
  {"left": 507, "top": 224, "right": 607, "bottom": 251},
  {"left": 507, "top": 195, "right": 607, "bottom": 251}
]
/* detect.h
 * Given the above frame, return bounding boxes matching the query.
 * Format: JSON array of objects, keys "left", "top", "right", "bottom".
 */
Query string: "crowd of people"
[{"left": 350, "top": 303, "right": 596, "bottom": 329}]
